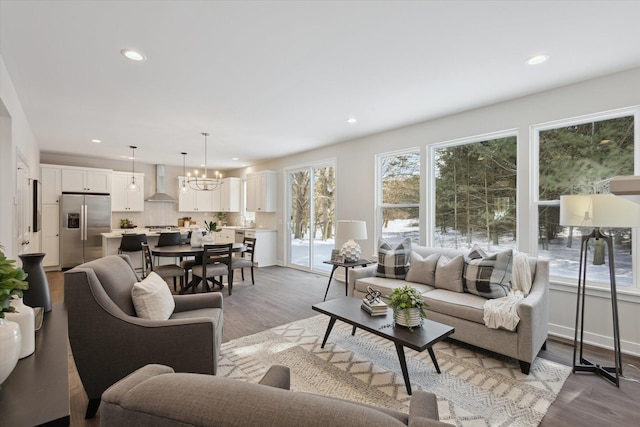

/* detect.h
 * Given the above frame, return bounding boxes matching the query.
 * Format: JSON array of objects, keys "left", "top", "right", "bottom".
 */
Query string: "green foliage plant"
[
  {"left": 0, "top": 245, "right": 29, "bottom": 319},
  {"left": 384, "top": 285, "right": 428, "bottom": 332},
  {"left": 204, "top": 221, "right": 222, "bottom": 234}
]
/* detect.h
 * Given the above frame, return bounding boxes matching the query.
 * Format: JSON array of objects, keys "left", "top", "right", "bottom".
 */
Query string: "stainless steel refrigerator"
[{"left": 60, "top": 193, "right": 111, "bottom": 268}]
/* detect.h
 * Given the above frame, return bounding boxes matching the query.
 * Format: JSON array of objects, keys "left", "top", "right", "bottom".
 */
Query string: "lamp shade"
[
  {"left": 559, "top": 194, "right": 640, "bottom": 228},
  {"left": 337, "top": 220, "right": 367, "bottom": 241}
]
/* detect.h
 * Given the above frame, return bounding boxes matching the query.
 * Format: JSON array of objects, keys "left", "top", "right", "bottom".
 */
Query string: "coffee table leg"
[
  {"left": 321, "top": 317, "right": 337, "bottom": 348},
  {"left": 394, "top": 343, "right": 412, "bottom": 395},
  {"left": 428, "top": 347, "right": 441, "bottom": 374}
]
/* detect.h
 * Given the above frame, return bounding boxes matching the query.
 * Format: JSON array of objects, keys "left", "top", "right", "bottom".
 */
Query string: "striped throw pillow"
[
  {"left": 464, "top": 247, "right": 513, "bottom": 299},
  {"left": 376, "top": 238, "right": 411, "bottom": 279}
]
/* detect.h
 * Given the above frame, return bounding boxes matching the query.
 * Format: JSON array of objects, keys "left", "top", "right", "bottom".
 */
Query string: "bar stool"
[{"left": 118, "top": 234, "right": 148, "bottom": 276}]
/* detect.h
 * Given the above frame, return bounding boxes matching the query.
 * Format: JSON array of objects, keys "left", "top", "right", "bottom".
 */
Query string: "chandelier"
[{"left": 182, "top": 132, "right": 222, "bottom": 191}]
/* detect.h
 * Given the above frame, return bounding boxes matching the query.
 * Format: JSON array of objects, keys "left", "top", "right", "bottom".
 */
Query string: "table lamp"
[
  {"left": 338, "top": 220, "right": 367, "bottom": 262},
  {"left": 559, "top": 193, "right": 640, "bottom": 386}
]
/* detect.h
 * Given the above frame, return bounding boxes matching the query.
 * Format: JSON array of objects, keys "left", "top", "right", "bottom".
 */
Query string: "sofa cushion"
[
  {"left": 405, "top": 252, "right": 440, "bottom": 286},
  {"left": 422, "top": 289, "right": 486, "bottom": 325},
  {"left": 464, "top": 248, "right": 513, "bottom": 299},
  {"left": 131, "top": 272, "right": 176, "bottom": 320},
  {"left": 355, "top": 276, "right": 434, "bottom": 301},
  {"left": 434, "top": 255, "right": 464, "bottom": 292},
  {"left": 376, "top": 238, "right": 411, "bottom": 279}
]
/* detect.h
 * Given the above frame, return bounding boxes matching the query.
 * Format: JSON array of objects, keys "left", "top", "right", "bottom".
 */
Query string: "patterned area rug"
[{"left": 219, "top": 315, "right": 571, "bottom": 426}]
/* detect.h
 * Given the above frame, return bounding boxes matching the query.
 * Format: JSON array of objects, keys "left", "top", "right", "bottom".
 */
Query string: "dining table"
[{"left": 151, "top": 243, "right": 246, "bottom": 293}]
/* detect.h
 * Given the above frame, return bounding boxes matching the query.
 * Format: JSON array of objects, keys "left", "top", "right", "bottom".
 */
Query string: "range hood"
[
  {"left": 610, "top": 175, "right": 640, "bottom": 204},
  {"left": 145, "top": 165, "right": 176, "bottom": 203}
]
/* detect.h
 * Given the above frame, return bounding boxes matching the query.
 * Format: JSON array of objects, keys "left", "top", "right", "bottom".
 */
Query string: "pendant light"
[
  {"left": 180, "top": 152, "right": 188, "bottom": 194},
  {"left": 127, "top": 146, "right": 140, "bottom": 192}
]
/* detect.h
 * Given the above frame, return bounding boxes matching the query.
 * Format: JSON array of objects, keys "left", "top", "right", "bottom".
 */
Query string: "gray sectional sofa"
[
  {"left": 349, "top": 246, "right": 549, "bottom": 373},
  {"left": 100, "top": 364, "right": 449, "bottom": 426}
]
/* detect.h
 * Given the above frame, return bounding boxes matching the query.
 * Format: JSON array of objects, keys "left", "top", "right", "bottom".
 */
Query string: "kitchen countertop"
[{"left": 102, "top": 226, "right": 276, "bottom": 238}]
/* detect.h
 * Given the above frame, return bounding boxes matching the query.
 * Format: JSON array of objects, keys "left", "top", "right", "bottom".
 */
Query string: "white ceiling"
[{"left": 2, "top": 0, "right": 640, "bottom": 170}]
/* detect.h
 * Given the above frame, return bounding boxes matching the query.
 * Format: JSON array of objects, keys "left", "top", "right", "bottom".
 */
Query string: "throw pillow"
[
  {"left": 464, "top": 247, "right": 513, "bottom": 299},
  {"left": 405, "top": 252, "right": 440, "bottom": 286},
  {"left": 375, "top": 238, "right": 411, "bottom": 280},
  {"left": 131, "top": 272, "right": 175, "bottom": 320},
  {"left": 434, "top": 255, "right": 465, "bottom": 292}
]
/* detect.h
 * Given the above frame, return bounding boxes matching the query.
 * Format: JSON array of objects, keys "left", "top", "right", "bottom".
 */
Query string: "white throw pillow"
[{"left": 131, "top": 272, "right": 175, "bottom": 320}]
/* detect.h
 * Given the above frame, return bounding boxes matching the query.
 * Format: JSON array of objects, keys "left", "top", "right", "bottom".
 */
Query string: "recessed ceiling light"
[
  {"left": 347, "top": 117, "right": 357, "bottom": 124},
  {"left": 91, "top": 139, "right": 102, "bottom": 143},
  {"left": 526, "top": 54, "right": 549, "bottom": 65},
  {"left": 232, "top": 157, "right": 239, "bottom": 161},
  {"left": 121, "top": 49, "right": 146, "bottom": 62}
]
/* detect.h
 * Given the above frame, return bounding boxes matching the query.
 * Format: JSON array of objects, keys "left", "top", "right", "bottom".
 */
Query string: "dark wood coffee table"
[{"left": 312, "top": 297, "right": 454, "bottom": 395}]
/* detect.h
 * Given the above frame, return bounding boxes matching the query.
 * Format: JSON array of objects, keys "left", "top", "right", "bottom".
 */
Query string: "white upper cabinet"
[
  {"left": 40, "top": 165, "right": 61, "bottom": 204},
  {"left": 111, "top": 172, "right": 145, "bottom": 211},
  {"left": 61, "top": 166, "right": 112, "bottom": 193},
  {"left": 246, "top": 170, "right": 277, "bottom": 212},
  {"left": 178, "top": 176, "right": 214, "bottom": 212},
  {"left": 219, "top": 177, "right": 240, "bottom": 212}
]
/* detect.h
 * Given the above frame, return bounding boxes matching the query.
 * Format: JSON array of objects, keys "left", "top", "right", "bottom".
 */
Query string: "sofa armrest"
[
  {"left": 348, "top": 264, "right": 378, "bottom": 296},
  {"left": 257, "top": 365, "right": 291, "bottom": 390},
  {"left": 173, "top": 292, "right": 223, "bottom": 312},
  {"left": 516, "top": 259, "right": 549, "bottom": 362}
]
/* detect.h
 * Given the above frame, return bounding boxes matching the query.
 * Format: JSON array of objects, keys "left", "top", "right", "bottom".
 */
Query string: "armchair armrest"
[
  {"left": 347, "top": 264, "right": 378, "bottom": 296},
  {"left": 257, "top": 365, "right": 290, "bottom": 390},
  {"left": 173, "top": 292, "right": 223, "bottom": 312}
]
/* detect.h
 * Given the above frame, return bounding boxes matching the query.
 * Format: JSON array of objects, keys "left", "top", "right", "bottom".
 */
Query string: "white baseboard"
[{"left": 549, "top": 322, "right": 640, "bottom": 357}]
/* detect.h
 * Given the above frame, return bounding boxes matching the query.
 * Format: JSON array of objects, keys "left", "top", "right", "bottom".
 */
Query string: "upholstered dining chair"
[
  {"left": 191, "top": 243, "right": 234, "bottom": 295},
  {"left": 141, "top": 243, "right": 185, "bottom": 292},
  {"left": 231, "top": 237, "right": 256, "bottom": 285},
  {"left": 180, "top": 230, "right": 207, "bottom": 285},
  {"left": 118, "top": 233, "right": 147, "bottom": 275}
]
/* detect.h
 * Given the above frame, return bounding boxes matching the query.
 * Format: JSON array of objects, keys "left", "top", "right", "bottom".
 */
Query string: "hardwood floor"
[{"left": 47, "top": 267, "right": 640, "bottom": 427}]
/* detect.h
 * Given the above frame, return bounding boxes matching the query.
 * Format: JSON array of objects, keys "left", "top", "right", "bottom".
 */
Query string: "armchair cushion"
[{"left": 131, "top": 272, "right": 175, "bottom": 320}]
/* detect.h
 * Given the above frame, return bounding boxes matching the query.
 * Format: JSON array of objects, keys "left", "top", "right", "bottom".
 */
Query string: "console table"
[{"left": 0, "top": 303, "right": 70, "bottom": 426}]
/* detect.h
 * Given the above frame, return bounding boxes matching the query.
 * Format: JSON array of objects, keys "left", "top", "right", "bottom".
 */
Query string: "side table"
[{"left": 322, "top": 259, "right": 374, "bottom": 301}]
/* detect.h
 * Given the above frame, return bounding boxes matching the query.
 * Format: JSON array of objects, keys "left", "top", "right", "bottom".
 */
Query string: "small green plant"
[
  {"left": 382, "top": 285, "right": 428, "bottom": 332},
  {"left": 0, "top": 245, "right": 29, "bottom": 319},
  {"left": 204, "top": 221, "right": 221, "bottom": 234},
  {"left": 120, "top": 218, "right": 132, "bottom": 228}
]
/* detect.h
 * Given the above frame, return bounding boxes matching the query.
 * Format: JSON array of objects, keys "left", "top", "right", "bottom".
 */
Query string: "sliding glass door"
[{"left": 287, "top": 163, "right": 335, "bottom": 272}]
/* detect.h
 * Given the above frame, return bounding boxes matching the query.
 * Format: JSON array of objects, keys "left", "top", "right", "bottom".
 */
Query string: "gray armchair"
[
  {"left": 64, "top": 255, "right": 223, "bottom": 419},
  {"left": 101, "top": 364, "right": 449, "bottom": 427}
]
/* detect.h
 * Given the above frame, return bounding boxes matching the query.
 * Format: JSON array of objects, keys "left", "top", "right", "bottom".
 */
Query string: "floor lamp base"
[{"left": 573, "top": 357, "right": 620, "bottom": 386}]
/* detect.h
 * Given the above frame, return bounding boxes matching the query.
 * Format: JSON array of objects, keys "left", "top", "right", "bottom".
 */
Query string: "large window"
[
  {"left": 536, "top": 112, "right": 636, "bottom": 286},
  {"left": 376, "top": 149, "right": 420, "bottom": 244},
  {"left": 432, "top": 134, "right": 517, "bottom": 251}
]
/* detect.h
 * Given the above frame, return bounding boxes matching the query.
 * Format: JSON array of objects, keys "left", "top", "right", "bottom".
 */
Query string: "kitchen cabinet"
[
  {"left": 41, "top": 166, "right": 61, "bottom": 204},
  {"left": 219, "top": 177, "right": 240, "bottom": 212},
  {"left": 214, "top": 228, "right": 235, "bottom": 244},
  {"left": 111, "top": 171, "right": 145, "bottom": 211},
  {"left": 61, "top": 166, "right": 112, "bottom": 193},
  {"left": 178, "top": 176, "right": 214, "bottom": 212},
  {"left": 246, "top": 170, "right": 277, "bottom": 212},
  {"left": 245, "top": 229, "right": 276, "bottom": 267},
  {"left": 41, "top": 204, "right": 60, "bottom": 268}
]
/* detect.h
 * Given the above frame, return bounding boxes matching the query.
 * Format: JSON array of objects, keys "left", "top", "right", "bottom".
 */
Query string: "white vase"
[
  {"left": 5, "top": 298, "right": 35, "bottom": 358},
  {"left": 202, "top": 232, "right": 215, "bottom": 245},
  {"left": 0, "top": 318, "right": 22, "bottom": 384},
  {"left": 190, "top": 229, "right": 203, "bottom": 247},
  {"left": 395, "top": 308, "right": 422, "bottom": 328}
]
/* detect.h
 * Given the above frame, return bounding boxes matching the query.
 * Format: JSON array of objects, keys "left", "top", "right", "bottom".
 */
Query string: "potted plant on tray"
[{"left": 387, "top": 285, "right": 428, "bottom": 331}]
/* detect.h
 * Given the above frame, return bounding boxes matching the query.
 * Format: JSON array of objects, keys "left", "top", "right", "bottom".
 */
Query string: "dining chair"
[
  {"left": 118, "top": 234, "right": 148, "bottom": 276},
  {"left": 155, "top": 231, "right": 182, "bottom": 264},
  {"left": 180, "top": 230, "right": 207, "bottom": 285},
  {"left": 191, "top": 243, "right": 234, "bottom": 295},
  {"left": 231, "top": 237, "right": 256, "bottom": 285},
  {"left": 141, "top": 243, "right": 185, "bottom": 292}
]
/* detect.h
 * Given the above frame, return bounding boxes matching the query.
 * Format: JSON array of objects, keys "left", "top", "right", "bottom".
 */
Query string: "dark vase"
[{"left": 19, "top": 253, "right": 51, "bottom": 312}]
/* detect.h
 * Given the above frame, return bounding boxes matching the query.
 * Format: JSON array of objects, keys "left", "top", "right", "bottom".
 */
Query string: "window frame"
[
  {"left": 375, "top": 147, "right": 421, "bottom": 245},
  {"left": 530, "top": 106, "right": 640, "bottom": 291},
  {"left": 426, "top": 129, "right": 519, "bottom": 249}
]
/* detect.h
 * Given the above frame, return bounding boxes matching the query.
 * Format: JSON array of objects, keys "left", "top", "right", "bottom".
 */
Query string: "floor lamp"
[{"left": 559, "top": 194, "right": 640, "bottom": 386}]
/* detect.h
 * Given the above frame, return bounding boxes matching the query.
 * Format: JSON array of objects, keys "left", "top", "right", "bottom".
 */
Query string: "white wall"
[
  {"left": 0, "top": 55, "right": 40, "bottom": 260},
  {"left": 240, "top": 66, "right": 640, "bottom": 356}
]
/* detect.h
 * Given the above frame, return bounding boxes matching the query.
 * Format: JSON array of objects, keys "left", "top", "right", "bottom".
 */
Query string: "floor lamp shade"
[
  {"left": 558, "top": 193, "right": 640, "bottom": 386},
  {"left": 338, "top": 220, "right": 367, "bottom": 262},
  {"left": 559, "top": 194, "right": 640, "bottom": 228}
]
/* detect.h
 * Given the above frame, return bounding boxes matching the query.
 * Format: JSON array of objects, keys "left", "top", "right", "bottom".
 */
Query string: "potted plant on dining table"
[{"left": 202, "top": 221, "right": 222, "bottom": 245}]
